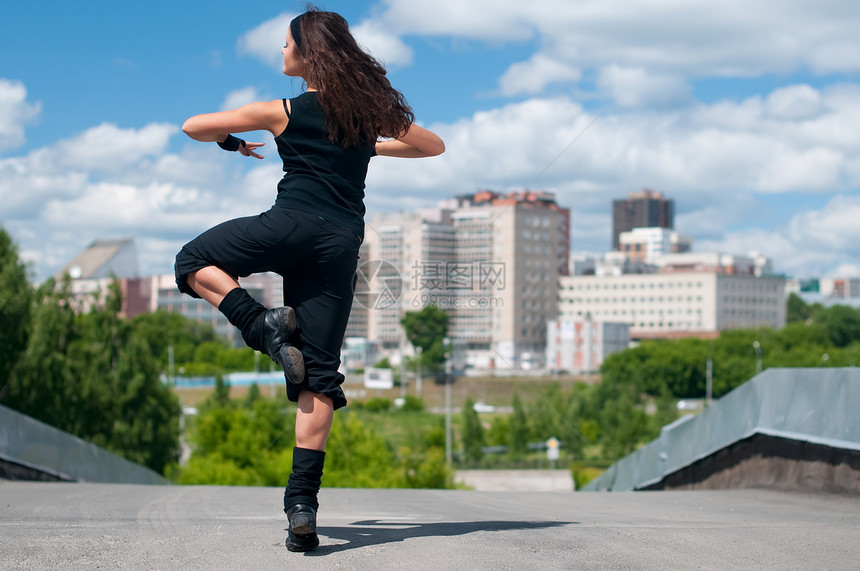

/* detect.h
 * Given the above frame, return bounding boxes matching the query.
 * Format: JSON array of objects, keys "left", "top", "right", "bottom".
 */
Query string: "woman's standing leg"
[
  {"left": 281, "top": 213, "right": 360, "bottom": 552},
  {"left": 296, "top": 391, "right": 334, "bottom": 450},
  {"left": 284, "top": 390, "right": 334, "bottom": 552}
]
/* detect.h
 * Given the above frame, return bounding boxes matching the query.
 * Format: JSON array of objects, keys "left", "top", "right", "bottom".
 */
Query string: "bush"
[
  {"left": 399, "top": 395, "right": 426, "bottom": 412},
  {"left": 571, "top": 462, "right": 608, "bottom": 490}
]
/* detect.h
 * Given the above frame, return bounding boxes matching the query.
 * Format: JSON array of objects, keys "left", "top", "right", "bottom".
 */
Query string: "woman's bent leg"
[{"left": 186, "top": 265, "right": 239, "bottom": 307}]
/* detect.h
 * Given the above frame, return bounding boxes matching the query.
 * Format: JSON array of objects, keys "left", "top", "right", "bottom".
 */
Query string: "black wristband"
[{"left": 217, "top": 134, "right": 246, "bottom": 152}]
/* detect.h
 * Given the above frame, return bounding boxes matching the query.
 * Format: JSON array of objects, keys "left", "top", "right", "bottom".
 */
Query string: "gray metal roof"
[{"left": 584, "top": 367, "right": 860, "bottom": 491}]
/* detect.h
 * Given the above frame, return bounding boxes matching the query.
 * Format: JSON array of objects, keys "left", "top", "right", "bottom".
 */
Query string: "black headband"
[{"left": 290, "top": 15, "right": 303, "bottom": 49}]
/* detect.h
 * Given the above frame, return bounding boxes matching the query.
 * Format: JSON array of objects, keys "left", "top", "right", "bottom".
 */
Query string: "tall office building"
[
  {"left": 612, "top": 189, "right": 674, "bottom": 250},
  {"left": 361, "top": 190, "right": 570, "bottom": 371}
]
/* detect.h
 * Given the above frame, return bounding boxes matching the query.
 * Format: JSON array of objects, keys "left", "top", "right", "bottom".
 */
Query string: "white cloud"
[
  {"left": 498, "top": 54, "right": 581, "bottom": 96},
  {"left": 55, "top": 123, "right": 177, "bottom": 171},
  {"left": 2, "top": 118, "right": 282, "bottom": 280},
  {"left": 362, "top": 82, "right": 860, "bottom": 277},
  {"left": 697, "top": 194, "right": 860, "bottom": 278},
  {"left": 789, "top": 194, "right": 860, "bottom": 251},
  {"left": 365, "top": 0, "right": 860, "bottom": 117},
  {"left": 756, "top": 147, "right": 844, "bottom": 193},
  {"left": 596, "top": 65, "right": 691, "bottom": 108},
  {"left": 351, "top": 20, "right": 414, "bottom": 68},
  {"left": 765, "top": 84, "right": 824, "bottom": 120},
  {"left": 6, "top": 71, "right": 860, "bottom": 282},
  {"left": 238, "top": 13, "right": 296, "bottom": 69},
  {"left": 0, "top": 79, "right": 41, "bottom": 152},
  {"left": 375, "top": 0, "right": 540, "bottom": 41},
  {"left": 832, "top": 263, "right": 860, "bottom": 278},
  {"left": 220, "top": 87, "right": 268, "bottom": 111},
  {"left": 365, "top": 84, "right": 860, "bottom": 203},
  {"left": 238, "top": 12, "right": 414, "bottom": 70}
]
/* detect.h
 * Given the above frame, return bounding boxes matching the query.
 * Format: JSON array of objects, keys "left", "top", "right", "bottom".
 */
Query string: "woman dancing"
[{"left": 176, "top": 7, "right": 444, "bottom": 552}]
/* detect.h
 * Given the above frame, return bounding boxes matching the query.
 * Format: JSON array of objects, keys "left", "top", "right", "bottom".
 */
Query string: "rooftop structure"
[{"left": 55, "top": 238, "right": 138, "bottom": 281}]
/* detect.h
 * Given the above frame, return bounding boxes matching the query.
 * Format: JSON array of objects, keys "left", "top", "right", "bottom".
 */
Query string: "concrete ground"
[{"left": 2, "top": 481, "right": 859, "bottom": 570}]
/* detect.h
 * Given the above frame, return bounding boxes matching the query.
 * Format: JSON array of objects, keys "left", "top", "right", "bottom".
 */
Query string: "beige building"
[{"left": 558, "top": 271, "right": 786, "bottom": 340}]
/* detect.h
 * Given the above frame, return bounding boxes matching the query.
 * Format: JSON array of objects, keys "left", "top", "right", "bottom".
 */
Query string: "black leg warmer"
[
  {"left": 218, "top": 288, "right": 266, "bottom": 351},
  {"left": 284, "top": 447, "right": 326, "bottom": 512}
]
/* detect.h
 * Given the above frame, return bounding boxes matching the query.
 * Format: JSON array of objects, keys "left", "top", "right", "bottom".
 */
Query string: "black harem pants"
[{"left": 174, "top": 206, "right": 359, "bottom": 410}]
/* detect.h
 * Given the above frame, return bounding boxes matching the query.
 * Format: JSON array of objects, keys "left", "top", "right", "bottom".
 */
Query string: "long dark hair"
[{"left": 292, "top": 8, "right": 414, "bottom": 148}]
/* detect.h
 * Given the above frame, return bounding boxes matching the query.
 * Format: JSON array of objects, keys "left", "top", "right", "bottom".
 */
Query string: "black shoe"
[
  {"left": 285, "top": 504, "right": 319, "bottom": 552},
  {"left": 262, "top": 307, "right": 305, "bottom": 385}
]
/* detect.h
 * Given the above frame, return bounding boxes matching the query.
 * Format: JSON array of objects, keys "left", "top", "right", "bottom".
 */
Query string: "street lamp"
[
  {"left": 753, "top": 341, "right": 762, "bottom": 375},
  {"left": 443, "top": 337, "right": 452, "bottom": 466},
  {"left": 416, "top": 345, "right": 423, "bottom": 398}
]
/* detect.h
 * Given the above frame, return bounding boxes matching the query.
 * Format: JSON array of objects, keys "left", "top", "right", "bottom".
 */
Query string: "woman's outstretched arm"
[
  {"left": 374, "top": 124, "right": 445, "bottom": 158},
  {"left": 181, "top": 100, "right": 288, "bottom": 147}
]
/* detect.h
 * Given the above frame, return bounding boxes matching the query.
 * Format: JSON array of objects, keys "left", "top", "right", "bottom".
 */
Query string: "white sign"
[
  {"left": 546, "top": 437, "right": 560, "bottom": 461},
  {"left": 364, "top": 368, "right": 394, "bottom": 390}
]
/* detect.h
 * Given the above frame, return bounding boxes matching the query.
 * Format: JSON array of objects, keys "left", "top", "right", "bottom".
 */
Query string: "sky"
[{"left": 2, "top": 0, "right": 860, "bottom": 282}]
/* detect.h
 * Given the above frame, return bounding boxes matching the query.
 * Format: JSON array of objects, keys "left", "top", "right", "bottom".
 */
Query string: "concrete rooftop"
[{"left": 2, "top": 482, "right": 859, "bottom": 570}]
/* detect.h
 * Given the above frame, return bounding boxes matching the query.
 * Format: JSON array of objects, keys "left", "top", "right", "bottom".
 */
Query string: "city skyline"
[{"left": 2, "top": 1, "right": 860, "bottom": 282}]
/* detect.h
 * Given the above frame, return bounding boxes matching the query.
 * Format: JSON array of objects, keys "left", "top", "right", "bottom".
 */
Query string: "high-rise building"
[
  {"left": 612, "top": 189, "right": 674, "bottom": 250},
  {"left": 361, "top": 190, "right": 570, "bottom": 371},
  {"left": 362, "top": 209, "right": 456, "bottom": 351}
]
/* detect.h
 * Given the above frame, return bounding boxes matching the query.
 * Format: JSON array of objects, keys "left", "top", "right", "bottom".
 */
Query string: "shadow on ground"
[{"left": 291, "top": 520, "right": 578, "bottom": 555}]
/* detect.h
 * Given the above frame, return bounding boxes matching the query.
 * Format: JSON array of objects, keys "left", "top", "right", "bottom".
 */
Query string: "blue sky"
[{"left": 2, "top": 0, "right": 860, "bottom": 281}]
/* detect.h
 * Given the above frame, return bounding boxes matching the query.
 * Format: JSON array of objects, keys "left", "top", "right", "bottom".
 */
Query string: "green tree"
[
  {"left": 4, "top": 277, "right": 180, "bottom": 474},
  {"left": 244, "top": 382, "right": 261, "bottom": 408},
  {"left": 73, "top": 281, "right": 181, "bottom": 473},
  {"left": 0, "top": 228, "right": 32, "bottom": 395},
  {"left": 460, "top": 397, "right": 485, "bottom": 462},
  {"left": 132, "top": 309, "right": 217, "bottom": 372},
  {"left": 401, "top": 305, "right": 449, "bottom": 373},
  {"left": 786, "top": 292, "right": 812, "bottom": 323},
  {"left": 3, "top": 278, "right": 80, "bottom": 430},
  {"left": 177, "top": 396, "right": 294, "bottom": 486},
  {"left": 509, "top": 393, "right": 529, "bottom": 458},
  {"left": 323, "top": 413, "right": 404, "bottom": 487},
  {"left": 814, "top": 305, "right": 860, "bottom": 348}
]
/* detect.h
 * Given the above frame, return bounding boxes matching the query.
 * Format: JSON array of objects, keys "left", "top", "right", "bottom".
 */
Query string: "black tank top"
[{"left": 274, "top": 91, "right": 375, "bottom": 238}]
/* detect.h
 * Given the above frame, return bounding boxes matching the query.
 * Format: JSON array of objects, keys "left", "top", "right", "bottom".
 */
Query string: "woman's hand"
[{"left": 238, "top": 141, "right": 265, "bottom": 159}]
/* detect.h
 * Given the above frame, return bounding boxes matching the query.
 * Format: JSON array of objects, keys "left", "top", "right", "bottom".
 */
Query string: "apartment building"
[
  {"left": 558, "top": 270, "right": 786, "bottom": 339},
  {"left": 361, "top": 190, "right": 570, "bottom": 371}
]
